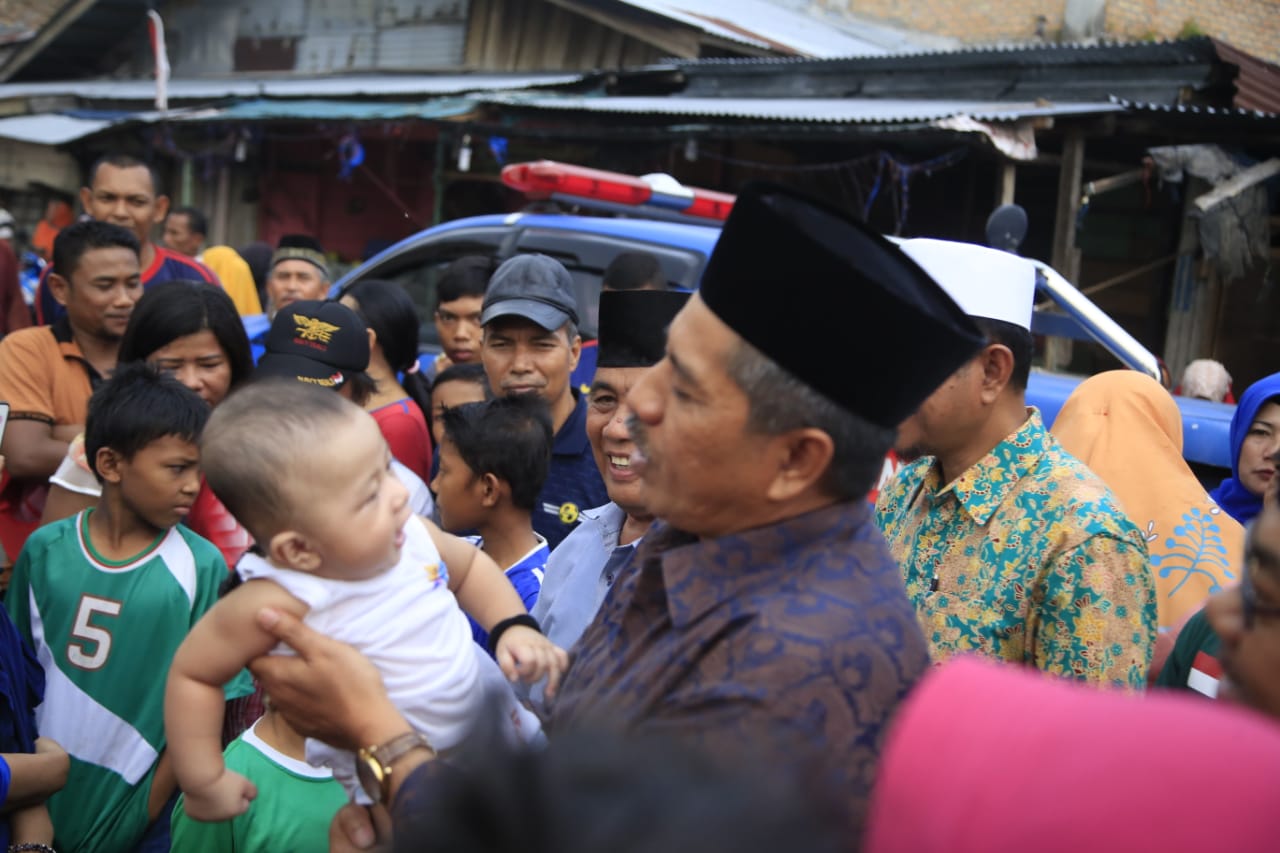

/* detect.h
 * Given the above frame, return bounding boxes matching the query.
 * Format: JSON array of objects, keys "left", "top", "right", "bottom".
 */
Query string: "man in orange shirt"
[{"left": 0, "top": 221, "right": 141, "bottom": 561}]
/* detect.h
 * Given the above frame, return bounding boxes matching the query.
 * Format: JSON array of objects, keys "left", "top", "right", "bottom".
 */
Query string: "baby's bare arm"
[
  {"left": 422, "top": 516, "right": 524, "bottom": 628},
  {"left": 165, "top": 579, "right": 306, "bottom": 818},
  {"left": 422, "top": 516, "right": 568, "bottom": 691}
]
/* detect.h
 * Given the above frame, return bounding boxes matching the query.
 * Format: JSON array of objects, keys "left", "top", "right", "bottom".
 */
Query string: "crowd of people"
[{"left": 0, "top": 156, "right": 1277, "bottom": 853}]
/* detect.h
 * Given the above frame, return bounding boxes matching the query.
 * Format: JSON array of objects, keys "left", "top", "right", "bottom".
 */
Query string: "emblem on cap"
[{"left": 294, "top": 315, "right": 340, "bottom": 345}]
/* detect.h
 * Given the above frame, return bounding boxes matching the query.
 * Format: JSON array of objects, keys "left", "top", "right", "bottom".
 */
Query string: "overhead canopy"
[
  {"left": 0, "top": 111, "right": 113, "bottom": 144},
  {"left": 0, "top": 72, "right": 590, "bottom": 104},
  {"left": 481, "top": 93, "right": 1123, "bottom": 124}
]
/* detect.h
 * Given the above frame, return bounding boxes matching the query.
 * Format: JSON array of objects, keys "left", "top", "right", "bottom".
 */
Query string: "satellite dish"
[{"left": 985, "top": 204, "right": 1028, "bottom": 253}]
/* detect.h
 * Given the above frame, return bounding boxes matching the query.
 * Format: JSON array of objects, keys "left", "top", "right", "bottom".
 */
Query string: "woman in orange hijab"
[{"left": 1051, "top": 371, "right": 1243, "bottom": 668}]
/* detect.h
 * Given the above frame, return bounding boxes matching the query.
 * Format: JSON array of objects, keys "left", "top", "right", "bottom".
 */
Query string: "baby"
[{"left": 165, "top": 381, "right": 567, "bottom": 821}]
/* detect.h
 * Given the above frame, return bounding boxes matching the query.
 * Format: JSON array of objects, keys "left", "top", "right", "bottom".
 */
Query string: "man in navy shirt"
[
  {"left": 480, "top": 254, "right": 607, "bottom": 549},
  {"left": 36, "top": 154, "right": 217, "bottom": 325}
]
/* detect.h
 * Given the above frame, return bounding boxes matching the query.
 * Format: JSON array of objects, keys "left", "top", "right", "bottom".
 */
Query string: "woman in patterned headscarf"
[{"left": 1051, "top": 371, "right": 1244, "bottom": 671}]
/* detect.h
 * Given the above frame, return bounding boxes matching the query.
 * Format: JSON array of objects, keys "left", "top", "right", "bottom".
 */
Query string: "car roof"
[{"left": 343, "top": 212, "right": 722, "bottom": 281}]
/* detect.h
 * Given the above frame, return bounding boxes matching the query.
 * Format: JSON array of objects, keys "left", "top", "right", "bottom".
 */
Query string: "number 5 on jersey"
[{"left": 68, "top": 595, "right": 123, "bottom": 670}]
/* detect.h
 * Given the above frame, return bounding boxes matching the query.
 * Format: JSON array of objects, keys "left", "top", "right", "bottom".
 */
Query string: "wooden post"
[
  {"left": 1051, "top": 129, "right": 1084, "bottom": 283},
  {"left": 1045, "top": 130, "right": 1085, "bottom": 371},
  {"left": 211, "top": 163, "right": 230, "bottom": 247},
  {"left": 999, "top": 162, "right": 1016, "bottom": 206}
]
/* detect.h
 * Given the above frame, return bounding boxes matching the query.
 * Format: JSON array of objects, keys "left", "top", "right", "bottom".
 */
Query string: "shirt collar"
[
  {"left": 52, "top": 316, "right": 104, "bottom": 385},
  {"left": 642, "top": 501, "right": 875, "bottom": 629},
  {"left": 552, "top": 391, "right": 589, "bottom": 456},
  {"left": 924, "top": 408, "right": 1048, "bottom": 526},
  {"left": 51, "top": 315, "right": 74, "bottom": 344},
  {"left": 580, "top": 502, "right": 626, "bottom": 542}
]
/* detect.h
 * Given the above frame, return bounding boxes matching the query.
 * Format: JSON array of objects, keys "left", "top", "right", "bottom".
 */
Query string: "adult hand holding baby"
[{"left": 250, "top": 606, "right": 410, "bottom": 754}]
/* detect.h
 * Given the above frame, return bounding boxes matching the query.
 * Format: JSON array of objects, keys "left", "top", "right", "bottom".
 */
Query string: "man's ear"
[
  {"left": 567, "top": 333, "right": 582, "bottom": 373},
  {"left": 153, "top": 194, "right": 170, "bottom": 224},
  {"left": 366, "top": 327, "right": 377, "bottom": 353},
  {"left": 479, "top": 472, "right": 502, "bottom": 509},
  {"left": 267, "top": 529, "right": 322, "bottom": 573},
  {"left": 763, "top": 428, "right": 836, "bottom": 503},
  {"left": 94, "top": 447, "right": 125, "bottom": 485},
  {"left": 78, "top": 186, "right": 92, "bottom": 214},
  {"left": 48, "top": 273, "right": 71, "bottom": 308},
  {"left": 976, "top": 343, "right": 1015, "bottom": 405}
]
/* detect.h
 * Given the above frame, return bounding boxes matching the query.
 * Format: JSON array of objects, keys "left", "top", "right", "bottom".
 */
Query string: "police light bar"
[{"left": 501, "top": 160, "right": 735, "bottom": 223}]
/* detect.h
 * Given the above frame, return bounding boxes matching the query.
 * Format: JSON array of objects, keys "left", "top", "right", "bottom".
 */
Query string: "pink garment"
[{"left": 866, "top": 657, "right": 1280, "bottom": 852}]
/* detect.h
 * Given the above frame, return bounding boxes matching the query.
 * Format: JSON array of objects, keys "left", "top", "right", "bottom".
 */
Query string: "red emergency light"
[{"left": 501, "top": 160, "right": 736, "bottom": 223}]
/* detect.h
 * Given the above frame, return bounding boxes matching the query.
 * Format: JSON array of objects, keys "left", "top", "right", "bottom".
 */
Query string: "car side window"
[
  {"left": 343, "top": 231, "right": 505, "bottom": 349},
  {"left": 515, "top": 230, "right": 706, "bottom": 338}
]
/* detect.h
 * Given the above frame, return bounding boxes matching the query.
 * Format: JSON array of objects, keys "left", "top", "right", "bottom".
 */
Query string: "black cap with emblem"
[{"left": 255, "top": 299, "right": 370, "bottom": 389}]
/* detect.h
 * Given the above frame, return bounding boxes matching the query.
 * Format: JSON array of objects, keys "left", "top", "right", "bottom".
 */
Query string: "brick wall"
[
  {"left": 1105, "top": 0, "right": 1280, "bottom": 62},
  {"left": 838, "top": 0, "right": 1280, "bottom": 62},
  {"left": 840, "top": 0, "right": 1067, "bottom": 44}
]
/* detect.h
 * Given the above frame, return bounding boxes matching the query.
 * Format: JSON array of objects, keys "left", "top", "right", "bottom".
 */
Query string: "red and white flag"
[
  {"left": 1187, "top": 651, "right": 1222, "bottom": 698},
  {"left": 147, "top": 10, "right": 170, "bottom": 112}
]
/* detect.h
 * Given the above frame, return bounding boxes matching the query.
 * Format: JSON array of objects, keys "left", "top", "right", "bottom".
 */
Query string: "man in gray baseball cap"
[{"left": 480, "top": 254, "right": 607, "bottom": 550}]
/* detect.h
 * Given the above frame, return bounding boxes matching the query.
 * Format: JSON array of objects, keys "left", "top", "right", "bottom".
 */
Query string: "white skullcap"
[
  {"left": 897, "top": 238, "right": 1036, "bottom": 331},
  {"left": 1181, "top": 359, "right": 1232, "bottom": 403}
]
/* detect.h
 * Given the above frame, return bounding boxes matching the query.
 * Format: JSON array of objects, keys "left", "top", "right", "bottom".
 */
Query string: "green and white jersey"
[
  {"left": 170, "top": 719, "right": 348, "bottom": 853},
  {"left": 5, "top": 510, "right": 248, "bottom": 853}
]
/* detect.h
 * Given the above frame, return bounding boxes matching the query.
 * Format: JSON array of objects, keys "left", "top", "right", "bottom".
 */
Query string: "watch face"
[{"left": 356, "top": 752, "right": 383, "bottom": 803}]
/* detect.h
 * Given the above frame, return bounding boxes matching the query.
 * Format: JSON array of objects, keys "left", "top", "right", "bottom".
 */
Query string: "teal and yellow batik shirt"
[{"left": 876, "top": 409, "right": 1157, "bottom": 688}]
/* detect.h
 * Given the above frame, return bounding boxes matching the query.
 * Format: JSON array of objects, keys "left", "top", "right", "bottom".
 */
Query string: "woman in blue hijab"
[{"left": 1210, "top": 371, "right": 1280, "bottom": 524}]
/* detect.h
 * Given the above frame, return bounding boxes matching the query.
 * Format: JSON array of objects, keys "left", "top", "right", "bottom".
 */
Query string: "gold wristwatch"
[{"left": 356, "top": 731, "right": 435, "bottom": 804}]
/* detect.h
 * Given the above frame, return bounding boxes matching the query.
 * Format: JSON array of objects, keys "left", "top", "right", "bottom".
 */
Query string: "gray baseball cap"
[{"left": 480, "top": 254, "right": 580, "bottom": 331}]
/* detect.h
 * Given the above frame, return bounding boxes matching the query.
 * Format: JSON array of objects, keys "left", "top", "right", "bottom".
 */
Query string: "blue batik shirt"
[{"left": 549, "top": 500, "right": 929, "bottom": 835}]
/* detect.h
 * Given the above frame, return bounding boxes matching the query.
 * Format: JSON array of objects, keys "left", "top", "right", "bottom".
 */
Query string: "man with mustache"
[
  {"left": 547, "top": 183, "right": 985, "bottom": 836},
  {"left": 524, "top": 288, "right": 689, "bottom": 711},
  {"left": 479, "top": 255, "right": 607, "bottom": 550},
  {"left": 240, "top": 183, "right": 986, "bottom": 847}
]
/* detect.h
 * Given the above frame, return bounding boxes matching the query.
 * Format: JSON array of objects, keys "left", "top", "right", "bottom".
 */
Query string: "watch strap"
[{"left": 371, "top": 730, "right": 434, "bottom": 768}]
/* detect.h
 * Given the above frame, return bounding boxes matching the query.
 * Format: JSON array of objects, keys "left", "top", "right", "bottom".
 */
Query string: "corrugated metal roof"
[
  {"left": 0, "top": 0, "right": 61, "bottom": 35},
  {"left": 668, "top": 35, "right": 1217, "bottom": 67},
  {"left": 167, "top": 97, "right": 478, "bottom": 122},
  {"left": 613, "top": 0, "right": 947, "bottom": 57},
  {"left": 0, "top": 111, "right": 113, "bottom": 143},
  {"left": 484, "top": 93, "right": 1122, "bottom": 124},
  {"left": 1109, "top": 95, "right": 1279, "bottom": 120},
  {"left": 0, "top": 72, "right": 588, "bottom": 103},
  {"left": 1212, "top": 38, "right": 1280, "bottom": 115},
  {"left": 0, "top": 94, "right": 484, "bottom": 142}
]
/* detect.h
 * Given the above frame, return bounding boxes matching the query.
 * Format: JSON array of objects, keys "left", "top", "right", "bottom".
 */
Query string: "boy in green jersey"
[
  {"left": 170, "top": 700, "right": 346, "bottom": 852},
  {"left": 6, "top": 363, "right": 249, "bottom": 853}
]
